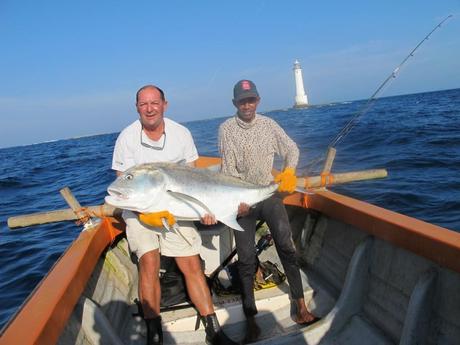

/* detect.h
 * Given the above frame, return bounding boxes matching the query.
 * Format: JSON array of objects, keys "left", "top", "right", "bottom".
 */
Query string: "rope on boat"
[
  {"left": 303, "top": 14, "right": 453, "bottom": 175},
  {"left": 73, "top": 206, "right": 92, "bottom": 226},
  {"left": 74, "top": 208, "right": 118, "bottom": 243}
]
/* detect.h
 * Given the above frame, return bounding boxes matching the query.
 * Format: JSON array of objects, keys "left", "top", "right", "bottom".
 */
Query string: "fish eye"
[{"left": 124, "top": 174, "right": 133, "bottom": 180}]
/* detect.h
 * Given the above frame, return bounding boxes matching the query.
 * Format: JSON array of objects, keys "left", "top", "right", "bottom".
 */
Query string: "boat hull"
[{"left": 1, "top": 156, "right": 460, "bottom": 344}]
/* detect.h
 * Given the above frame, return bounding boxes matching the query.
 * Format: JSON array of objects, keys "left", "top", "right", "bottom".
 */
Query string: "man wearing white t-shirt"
[{"left": 112, "top": 85, "right": 236, "bottom": 345}]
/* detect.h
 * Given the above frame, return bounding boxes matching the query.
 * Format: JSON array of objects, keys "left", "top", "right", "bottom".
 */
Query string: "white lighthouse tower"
[{"left": 293, "top": 59, "right": 309, "bottom": 108}]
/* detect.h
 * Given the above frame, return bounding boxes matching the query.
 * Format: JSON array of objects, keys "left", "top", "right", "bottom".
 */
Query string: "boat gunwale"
[
  {"left": 0, "top": 218, "right": 122, "bottom": 345},
  {"left": 284, "top": 190, "right": 460, "bottom": 273}
]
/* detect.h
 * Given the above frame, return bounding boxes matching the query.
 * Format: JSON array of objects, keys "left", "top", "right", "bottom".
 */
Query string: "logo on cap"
[{"left": 241, "top": 80, "right": 251, "bottom": 90}]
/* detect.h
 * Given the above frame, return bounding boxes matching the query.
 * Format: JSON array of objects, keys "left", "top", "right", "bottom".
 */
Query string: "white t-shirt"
[{"left": 112, "top": 118, "right": 199, "bottom": 172}]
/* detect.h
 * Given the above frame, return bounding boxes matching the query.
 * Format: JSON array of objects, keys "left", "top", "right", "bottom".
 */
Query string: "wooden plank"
[
  {"left": 60, "top": 187, "right": 83, "bottom": 215},
  {"left": 8, "top": 205, "right": 121, "bottom": 229},
  {"left": 322, "top": 147, "right": 336, "bottom": 173},
  {"left": 298, "top": 169, "right": 387, "bottom": 189}
]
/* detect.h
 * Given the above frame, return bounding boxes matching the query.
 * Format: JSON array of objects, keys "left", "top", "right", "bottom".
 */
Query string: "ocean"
[{"left": 0, "top": 88, "right": 459, "bottom": 330}]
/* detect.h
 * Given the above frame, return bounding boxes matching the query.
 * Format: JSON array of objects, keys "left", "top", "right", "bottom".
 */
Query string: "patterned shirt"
[{"left": 218, "top": 114, "right": 299, "bottom": 185}]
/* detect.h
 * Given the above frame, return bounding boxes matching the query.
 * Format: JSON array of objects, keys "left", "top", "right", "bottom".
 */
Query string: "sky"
[{"left": 0, "top": 1, "right": 459, "bottom": 148}]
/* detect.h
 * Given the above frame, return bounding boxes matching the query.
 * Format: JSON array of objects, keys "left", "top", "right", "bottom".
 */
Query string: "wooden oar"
[
  {"left": 7, "top": 167, "right": 387, "bottom": 230},
  {"left": 297, "top": 168, "right": 387, "bottom": 189},
  {"left": 7, "top": 204, "right": 121, "bottom": 229}
]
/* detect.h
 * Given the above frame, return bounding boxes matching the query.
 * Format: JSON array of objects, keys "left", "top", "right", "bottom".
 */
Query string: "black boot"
[
  {"left": 201, "top": 313, "right": 238, "bottom": 345},
  {"left": 145, "top": 316, "right": 163, "bottom": 345},
  {"left": 244, "top": 316, "right": 261, "bottom": 344}
]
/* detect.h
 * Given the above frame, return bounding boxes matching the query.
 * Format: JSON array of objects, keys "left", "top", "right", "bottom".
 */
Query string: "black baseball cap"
[{"left": 233, "top": 80, "right": 259, "bottom": 102}]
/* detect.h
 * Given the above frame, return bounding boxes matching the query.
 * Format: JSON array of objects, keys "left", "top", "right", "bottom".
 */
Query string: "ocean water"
[{"left": 0, "top": 88, "right": 459, "bottom": 330}]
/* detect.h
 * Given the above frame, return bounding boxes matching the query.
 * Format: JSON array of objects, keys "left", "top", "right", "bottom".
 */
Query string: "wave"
[{"left": 0, "top": 176, "right": 24, "bottom": 188}]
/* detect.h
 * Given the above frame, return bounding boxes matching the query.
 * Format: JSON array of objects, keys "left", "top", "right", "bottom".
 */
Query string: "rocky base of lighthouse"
[{"left": 293, "top": 103, "right": 309, "bottom": 109}]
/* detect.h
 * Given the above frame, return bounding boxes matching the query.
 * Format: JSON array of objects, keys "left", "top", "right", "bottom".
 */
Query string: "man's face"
[
  {"left": 233, "top": 97, "right": 260, "bottom": 122},
  {"left": 136, "top": 87, "right": 168, "bottom": 130}
]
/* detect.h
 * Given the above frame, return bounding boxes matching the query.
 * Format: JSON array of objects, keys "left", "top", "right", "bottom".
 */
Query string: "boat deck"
[
  {"left": 158, "top": 240, "right": 316, "bottom": 344},
  {"left": 58, "top": 231, "right": 320, "bottom": 345}
]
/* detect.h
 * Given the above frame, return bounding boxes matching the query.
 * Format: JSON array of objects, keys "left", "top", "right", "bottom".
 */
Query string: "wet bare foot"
[{"left": 244, "top": 316, "right": 261, "bottom": 343}]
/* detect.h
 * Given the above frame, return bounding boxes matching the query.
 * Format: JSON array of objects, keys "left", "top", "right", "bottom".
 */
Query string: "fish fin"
[
  {"left": 161, "top": 217, "right": 171, "bottom": 231},
  {"left": 170, "top": 223, "right": 193, "bottom": 246},
  {"left": 219, "top": 215, "right": 245, "bottom": 232},
  {"left": 167, "top": 190, "right": 213, "bottom": 216}
]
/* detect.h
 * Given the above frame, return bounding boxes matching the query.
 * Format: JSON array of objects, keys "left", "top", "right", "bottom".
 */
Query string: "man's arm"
[
  {"left": 272, "top": 121, "right": 299, "bottom": 169},
  {"left": 112, "top": 128, "right": 137, "bottom": 173},
  {"left": 271, "top": 121, "right": 299, "bottom": 193},
  {"left": 182, "top": 127, "right": 199, "bottom": 164},
  {"left": 218, "top": 125, "right": 240, "bottom": 177}
]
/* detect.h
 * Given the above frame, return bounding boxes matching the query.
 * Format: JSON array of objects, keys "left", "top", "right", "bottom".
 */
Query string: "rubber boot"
[
  {"left": 145, "top": 316, "right": 163, "bottom": 345},
  {"left": 201, "top": 313, "right": 238, "bottom": 345}
]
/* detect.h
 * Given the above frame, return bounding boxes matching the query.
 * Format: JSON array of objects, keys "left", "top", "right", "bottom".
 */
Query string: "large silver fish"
[{"left": 105, "top": 162, "right": 277, "bottom": 231}]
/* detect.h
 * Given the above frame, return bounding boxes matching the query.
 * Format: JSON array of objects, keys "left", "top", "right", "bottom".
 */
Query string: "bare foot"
[
  {"left": 295, "top": 308, "right": 317, "bottom": 324},
  {"left": 244, "top": 316, "right": 261, "bottom": 343},
  {"left": 294, "top": 298, "right": 318, "bottom": 325}
]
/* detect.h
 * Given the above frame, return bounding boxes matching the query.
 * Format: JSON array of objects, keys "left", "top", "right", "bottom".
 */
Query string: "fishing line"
[{"left": 303, "top": 14, "right": 453, "bottom": 174}]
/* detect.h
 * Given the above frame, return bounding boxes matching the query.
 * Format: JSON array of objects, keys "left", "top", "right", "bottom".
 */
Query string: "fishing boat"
[{"left": 1, "top": 155, "right": 460, "bottom": 345}]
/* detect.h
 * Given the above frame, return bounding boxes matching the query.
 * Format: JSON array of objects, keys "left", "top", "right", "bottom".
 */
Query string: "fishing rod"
[{"left": 304, "top": 14, "right": 453, "bottom": 174}]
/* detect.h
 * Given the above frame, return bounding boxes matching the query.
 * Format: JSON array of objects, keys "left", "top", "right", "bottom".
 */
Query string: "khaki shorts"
[{"left": 123, "top": 210, "right": 202, "bottom": 259}]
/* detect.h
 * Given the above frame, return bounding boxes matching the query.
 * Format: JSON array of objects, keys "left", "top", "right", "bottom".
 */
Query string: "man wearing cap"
[
  {"left": 218, "top": 80, "right": 318, "bottom": 342},
  {"left": 112, "top": 85, "right": 237, "bottom": 345}
]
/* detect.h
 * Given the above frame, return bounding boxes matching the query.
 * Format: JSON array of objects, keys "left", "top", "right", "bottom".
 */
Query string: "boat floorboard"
[{"left": 117, "top": 237, "right": 320, "bottom": 344}]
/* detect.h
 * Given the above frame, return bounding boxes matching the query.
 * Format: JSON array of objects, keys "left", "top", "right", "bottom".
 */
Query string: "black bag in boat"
[
  {"left": 212, "top": 258, "right": 286, "bottom": 296},
  {"left": 253, "top": 260, "right": 286, "bottom": 290},
  {"left": 159, "top": 256, "right": 189, "bottom": 308}
]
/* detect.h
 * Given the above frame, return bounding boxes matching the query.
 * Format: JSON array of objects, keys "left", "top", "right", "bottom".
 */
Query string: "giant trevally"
[{"left": 105, "top": 162, "right": 278, "bottom": 231}]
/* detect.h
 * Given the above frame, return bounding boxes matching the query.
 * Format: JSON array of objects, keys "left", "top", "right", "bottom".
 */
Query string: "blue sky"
[{"left": 1, "top": 1, "right": 459, "bottom": 148}]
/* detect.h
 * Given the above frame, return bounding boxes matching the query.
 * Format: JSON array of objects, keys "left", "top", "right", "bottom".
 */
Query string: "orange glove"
[
  {"left": 139, "top": 211, "right": 176, "bottom": 228},
  {"left": 274, "top": 167, "right": 297, "bottom": 193}
]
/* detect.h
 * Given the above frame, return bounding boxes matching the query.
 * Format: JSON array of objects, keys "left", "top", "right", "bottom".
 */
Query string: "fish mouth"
[
  {"left": 107, "top": 188, "right": 130, "bottom": 200},
  {"left": 105, "top": 188, "right": 148, "bottom": 212},
  {"left": 105, "top": 194, "right": 132, "bottom": 209}
]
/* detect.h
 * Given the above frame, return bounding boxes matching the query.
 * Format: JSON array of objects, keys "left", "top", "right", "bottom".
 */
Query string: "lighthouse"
[{"left": 293, "top": 59, "right": 309, "bottom": 108}]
